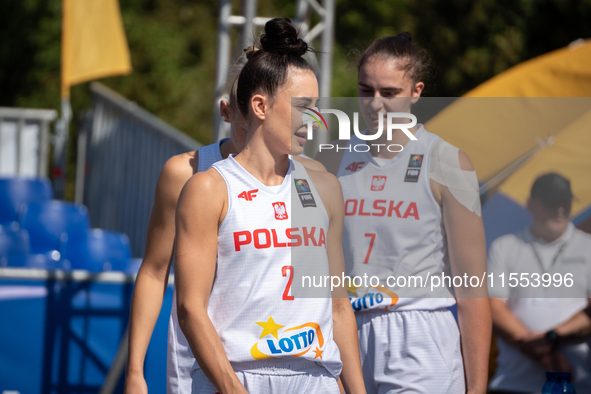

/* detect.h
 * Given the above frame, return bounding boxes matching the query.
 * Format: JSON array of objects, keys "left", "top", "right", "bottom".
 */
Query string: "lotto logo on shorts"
[
  {"left": 272, "top": 202, "right": 288, "bottom": 220},
  {"left": 250, "top": 316, "right": 325, "bottom": 360},
  {"left": 371, "top": 176, "right": 387, "bottom": 191},
  {"left": 349, "top": 285, "right": 399, "bottom": 312}
]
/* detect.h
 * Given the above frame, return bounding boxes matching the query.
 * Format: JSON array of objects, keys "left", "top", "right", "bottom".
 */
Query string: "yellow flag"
[{"left": 61, "top": 0, "right": 131, "bottom": 98}]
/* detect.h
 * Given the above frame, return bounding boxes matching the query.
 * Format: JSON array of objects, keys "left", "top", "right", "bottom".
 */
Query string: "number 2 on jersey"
[
  {"left": 282, "top": 265, "right": 294, "bottom": 300},
  {"left": 364, "top": 233, "right": 376, "bottom": 264}
]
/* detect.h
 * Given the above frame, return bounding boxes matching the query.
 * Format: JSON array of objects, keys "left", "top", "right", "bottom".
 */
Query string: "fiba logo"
[{"left": 303, "top": 108, "right": 418, "bottom": 153}]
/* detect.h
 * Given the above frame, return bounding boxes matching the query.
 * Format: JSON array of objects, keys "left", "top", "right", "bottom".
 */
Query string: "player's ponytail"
[
  {"left": 237, "top": 18, "right": 315, "bottom": 119},
  {"left": 358, "top": 32, "right": 432, "bottom": 84}
]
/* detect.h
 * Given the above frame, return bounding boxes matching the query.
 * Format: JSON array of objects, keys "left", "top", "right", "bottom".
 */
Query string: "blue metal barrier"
[{"left": 0, "top": 269, "right": 172, "bottom": 394}]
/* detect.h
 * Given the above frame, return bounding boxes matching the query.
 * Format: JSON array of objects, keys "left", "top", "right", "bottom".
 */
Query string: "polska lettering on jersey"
[
  {"left": 233, "top": 227, "right": 327, "bottom": 251},
  {"left": 345, "top": 199, "right": 419, "bottom": 220}
]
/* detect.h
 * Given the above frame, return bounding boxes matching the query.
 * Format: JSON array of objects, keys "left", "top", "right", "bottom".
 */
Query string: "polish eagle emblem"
[
  {"left": 272, "top": 202, "right": 288, "bottom": 220},
  {"left": 371, "top": 176, "right": 387, "bottom": 191}
]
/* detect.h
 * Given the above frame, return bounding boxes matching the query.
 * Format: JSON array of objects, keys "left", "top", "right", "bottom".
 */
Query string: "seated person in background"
[{"left": 488, "top": 173, "right": 591, "bottom": 394}]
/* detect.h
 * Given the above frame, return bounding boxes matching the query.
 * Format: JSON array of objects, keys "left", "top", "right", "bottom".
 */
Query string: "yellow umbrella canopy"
[
  {"left": 498, "top": 108, "right": 591, "bottom": 217},
  {"left": 425, "top": 39, "right": 591, "bottom": 217},
  {"left": 465, "top": 39, "right": 591, "bottom": 98},
  {"left": 425, "top": 97, "right": 590, "bottom": 182}
]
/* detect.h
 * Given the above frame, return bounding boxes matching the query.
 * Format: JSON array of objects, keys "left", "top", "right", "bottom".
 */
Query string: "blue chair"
[
  {"left": 0, "top": 178, "right": 53, "bottom": 226},
  {"left": 126, "top": 258, "right": 143, "bottom": 274},
  {"left": 25, "top": 250, "right": 63, "bottom": 270},
  {"left": 60, "top": 229, "right": 132, "bottom": 272},
  {"left": 19, "top": 201, "right": 89, "bottom": 255},
  {"left": 0, "top": 224, "right": 30, "bottom": 267}
]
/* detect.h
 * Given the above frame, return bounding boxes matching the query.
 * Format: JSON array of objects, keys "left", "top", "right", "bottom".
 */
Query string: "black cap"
[{"left": 530, "top": 173, "right": 573, "bottom": 211}]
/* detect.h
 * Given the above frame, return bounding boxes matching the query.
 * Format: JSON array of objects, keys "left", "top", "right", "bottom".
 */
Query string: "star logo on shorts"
[{"left": 313, "top": 346, "right": 323, "bottom": 359}]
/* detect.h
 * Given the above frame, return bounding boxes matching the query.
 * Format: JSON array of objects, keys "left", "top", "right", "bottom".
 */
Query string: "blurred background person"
[{"left": 488, "top": 173, "right": 591, "bottom": 394}]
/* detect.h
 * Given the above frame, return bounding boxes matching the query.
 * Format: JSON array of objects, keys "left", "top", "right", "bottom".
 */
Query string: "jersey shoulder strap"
[{"left": 198, "top": 138, "right": 226, "bottom": 172}]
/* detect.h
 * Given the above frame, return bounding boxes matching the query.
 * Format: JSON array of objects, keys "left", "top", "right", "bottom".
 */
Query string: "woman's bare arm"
[
  {"left": 175, "top": 169, "right": 247, "bottom": 394},
  {"left": 437, "top": 150, "right": 491, "bottom": 394},
  {"left": 125, "top": 153, "right": 195, "bottom": 393}
]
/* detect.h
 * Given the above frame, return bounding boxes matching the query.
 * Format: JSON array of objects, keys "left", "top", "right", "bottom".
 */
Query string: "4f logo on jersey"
[
  {"left": 250, "top": 316, "right": 325, "bottom": 361},
  {"left": 371, "top": 176, "right": 387, "bottom": 191},
  {"left": 345, "top": 161, "right": 365, "bottom": 172},
  {"left": 294, "top": 179, "right": 317, "bottom": 208},
  {"left": 272, "top": 202, "right": 288, "bottom": 220},
  {"left": 238, "top": 189, "right": 258, "bottom": 201}
]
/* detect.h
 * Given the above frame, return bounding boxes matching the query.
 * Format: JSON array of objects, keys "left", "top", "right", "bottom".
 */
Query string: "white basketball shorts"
[
  {"left": 356, "top": 308, "right": 465, "bottom": 394},
  {"left": 191, "top": 359, "right": 339, "bottom": 394}
]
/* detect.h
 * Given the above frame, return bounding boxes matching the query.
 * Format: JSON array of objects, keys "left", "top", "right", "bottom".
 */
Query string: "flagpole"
[
  {"left": 53, "top": 98, "right": 71, "bottom": 199},
  {"left": 54, "top": 0, "right": 71, "bottom": 199}
]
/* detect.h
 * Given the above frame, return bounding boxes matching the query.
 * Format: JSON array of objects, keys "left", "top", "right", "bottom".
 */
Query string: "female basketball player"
[
  {"left": 125, "top": 70, "right": 327, "bottom": 393},
  {"left": 317, "top": 33, "right": 491, "bottom": 394},
  {"left": 173, "top": 18, "right": 365, "bottom": 394},
  {"left": 124, "top": 94, "right": 243, "bottom": 394}
]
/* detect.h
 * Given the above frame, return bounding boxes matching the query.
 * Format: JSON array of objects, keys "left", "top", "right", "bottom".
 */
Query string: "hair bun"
[
  {"left": 260, "top": 18, "right": 309, "bottom": 57},
  {"left": 398, "top": 32, "right": 413, "bottom": 42},
  {"left": 244, "top": 45, "right": 259, "bottom": 60}
]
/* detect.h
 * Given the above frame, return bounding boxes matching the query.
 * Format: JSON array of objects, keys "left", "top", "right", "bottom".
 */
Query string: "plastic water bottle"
[
  {"left": 543, "top": 371, "right": 576, "bottom": 393},
  {"left": 552, "top": 371, "right": 576, "bottom": 394},
  {"left": 542, "top": 371, "right": 558, "bottom": 394}
]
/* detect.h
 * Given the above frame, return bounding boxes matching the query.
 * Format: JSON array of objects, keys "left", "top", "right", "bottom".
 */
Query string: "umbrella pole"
[{"left": 479, "top": 136, "right": 554, "bottom": 197}]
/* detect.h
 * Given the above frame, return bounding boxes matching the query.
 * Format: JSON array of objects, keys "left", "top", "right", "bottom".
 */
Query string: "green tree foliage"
[
  {"left": 336, "top": 0, "right": 591, "bottom": 96},
  {"left": 1, "top": 0, "right": 591, "bottom": 146}
]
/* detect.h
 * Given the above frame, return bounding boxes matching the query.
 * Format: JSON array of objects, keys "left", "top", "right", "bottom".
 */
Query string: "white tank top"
[
  {"left": 336, "top": 125, "right": 455, "bottom": 312},
  {"left": 168, "top": 139, "right": 225, "bottom": 394},
  {"left": 204, "top": 156, "right": 342, "bottom": 377}
]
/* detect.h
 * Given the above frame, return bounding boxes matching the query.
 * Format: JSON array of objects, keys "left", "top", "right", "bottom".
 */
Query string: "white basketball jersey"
[
  {"left": 202, "top": 156, "right": 342, "bottom": 377},
  {"left": 336, "top": 125, "right": 455, "bottom": 312},
  {"left": 167, "top": 139, "right": 225, "bottom": 394}
]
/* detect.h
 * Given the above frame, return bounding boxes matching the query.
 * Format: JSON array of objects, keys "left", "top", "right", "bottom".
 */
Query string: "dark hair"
[
  {"left": 358, "top": 32, "right": 432, "bottom": 84},
  {"left": 530, "top": 173, "right": 573, "bottom": 212},
  {"left": 228, "top": 76, "right": 241, "bottom": 122},
  {"left": 236, "top": 18, "right": 315, "bottom": 119}
]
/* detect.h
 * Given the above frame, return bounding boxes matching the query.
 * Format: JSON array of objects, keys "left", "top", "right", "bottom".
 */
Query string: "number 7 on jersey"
[{"left": 364, "top": 233, "right": 376, "bottom": 264}]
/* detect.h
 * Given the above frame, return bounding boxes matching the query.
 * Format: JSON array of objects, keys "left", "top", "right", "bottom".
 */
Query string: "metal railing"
[
  {"left": 0, "top": 107, "right": 56, "bottom": 177},
  {"left": 79, "top": 82, "right": 201, "bottom": 257}
]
